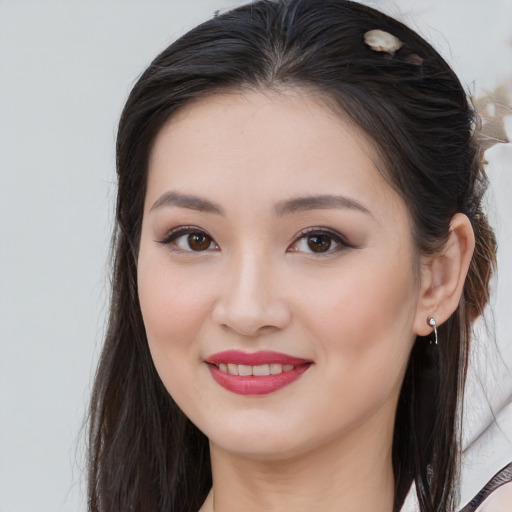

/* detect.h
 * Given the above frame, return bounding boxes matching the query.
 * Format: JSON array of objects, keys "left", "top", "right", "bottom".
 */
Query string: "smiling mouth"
[
  {"left": 204, "top": 350, "right": 312, "bottom": 395},
  {"left": 206, "top": 361, "right": 311, "bottom": 395},
  {"left": 213, "top": 363, "right": 295, "bottom": 376}
]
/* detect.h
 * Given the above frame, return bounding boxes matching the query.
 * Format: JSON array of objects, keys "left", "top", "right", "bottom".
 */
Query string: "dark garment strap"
[{"left": 458, "top": 462, "right": 512, "bottom": 512}]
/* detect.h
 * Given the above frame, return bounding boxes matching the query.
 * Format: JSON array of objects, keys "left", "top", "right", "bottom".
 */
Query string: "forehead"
[
  {"left": 146, "top": 89, "right": 401, "bottom": 217},
  {"left": 152, "top": 88, "right": 381, "bottom": 160}
]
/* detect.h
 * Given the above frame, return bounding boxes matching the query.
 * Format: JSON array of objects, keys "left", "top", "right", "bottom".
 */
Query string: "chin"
[
  {"left": 205, "top": 420, "right": 327, "bottom": 462},
  {"left": 214, "top": 437, "right": 307, "bottom": 461}
]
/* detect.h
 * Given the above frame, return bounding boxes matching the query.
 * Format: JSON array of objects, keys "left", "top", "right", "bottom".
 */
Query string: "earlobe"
[{"left": 413, "top": 213, "right": 475, "bottom": 336}]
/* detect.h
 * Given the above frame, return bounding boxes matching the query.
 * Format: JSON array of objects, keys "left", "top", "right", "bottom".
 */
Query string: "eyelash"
[
  {"left": 157, "top": 226, "right": 354, "bottom": 255},
  {"left": 288, "top": 227, "right": 354, "bottom": 256},
  {"left": 158, "top": 226, "right": 219, "bottom": 253}
]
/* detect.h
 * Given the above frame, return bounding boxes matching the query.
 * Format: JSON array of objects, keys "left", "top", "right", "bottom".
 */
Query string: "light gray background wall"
[{"left": 0, "top": 1, "right": 511, "bottom": 511}]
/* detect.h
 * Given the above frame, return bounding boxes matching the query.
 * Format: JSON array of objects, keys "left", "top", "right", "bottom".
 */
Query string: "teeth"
[
  {"left": 253, "top": 364, "right": 270, "bottom": 376},
  {"left": 227, "top": 363, "right": 239, "bottom": 375},
  {"left": 270, "top": 363, "right": 283, "bottom": 375},
  {"left": 217, "top": 363, "right": 295, "bottom": 376},
  {"left": 238, "top": 364, "right": 253, "bottom": 376}
]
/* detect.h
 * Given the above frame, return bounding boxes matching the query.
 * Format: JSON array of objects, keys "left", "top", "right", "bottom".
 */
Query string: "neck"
[{"left": 203, "top": 418, "right": 396, "bottom": 512}]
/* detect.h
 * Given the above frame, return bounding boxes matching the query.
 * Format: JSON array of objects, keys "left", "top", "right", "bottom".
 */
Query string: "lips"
[
  {"left": 206, "top": 350, "right": 310, "bottom": 366},
  {"left": 205, "top": 350, "right": 312, "bottom": 395}
]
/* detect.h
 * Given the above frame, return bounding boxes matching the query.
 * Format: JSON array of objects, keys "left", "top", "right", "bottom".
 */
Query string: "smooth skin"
[{"left": 137, "top": 90, "right": 475, "bottom": 512}]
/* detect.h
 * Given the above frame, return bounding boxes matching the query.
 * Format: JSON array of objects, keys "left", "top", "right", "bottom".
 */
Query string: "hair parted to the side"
[{"left": 87, "top": 1, "right": 497, "bottom": 511}]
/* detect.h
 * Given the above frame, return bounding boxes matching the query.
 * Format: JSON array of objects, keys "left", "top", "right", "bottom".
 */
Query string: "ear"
[{"left": 413, "top": 213, "right": 475, "bottom": 336}]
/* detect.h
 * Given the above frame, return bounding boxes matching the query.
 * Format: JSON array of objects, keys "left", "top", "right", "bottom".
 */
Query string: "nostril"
[
  {"left": 216, "top": 319, "right": 281, "bottom": 338},
  {"left": 212, "top": 300, "right": 291, "bottom": 336},
  {"left": 211, "top": 266, "right": 292, "bottom": 335}
]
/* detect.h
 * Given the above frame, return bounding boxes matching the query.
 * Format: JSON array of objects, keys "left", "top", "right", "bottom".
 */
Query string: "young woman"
[{"left": 87, "top": 1, "right": 511, "bottom": 511}]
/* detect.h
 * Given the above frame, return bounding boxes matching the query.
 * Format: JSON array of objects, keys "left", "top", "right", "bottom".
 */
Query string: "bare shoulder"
[{"left": 475, "top": 481, "right": 512, "bottom": 512}]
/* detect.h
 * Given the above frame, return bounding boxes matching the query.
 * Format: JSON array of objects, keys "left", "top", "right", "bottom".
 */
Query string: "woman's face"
[{"left": 138, "top": 90, "right": 424, "bottom": 460}]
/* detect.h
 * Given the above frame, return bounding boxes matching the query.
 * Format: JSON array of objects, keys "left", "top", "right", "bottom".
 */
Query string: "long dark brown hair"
[{"left": 87, "top": 1, "right": 497, "bottom": 511}]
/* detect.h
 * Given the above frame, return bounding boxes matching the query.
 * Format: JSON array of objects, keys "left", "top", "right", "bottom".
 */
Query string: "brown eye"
[
  {"left": 307, "top": 234, "right": 332, "bottom": 253},
  {"left": 288, "top": 228, "right": 352, "bottom": 256},
  {"left": 159, "top": 227, "right": 218, "bottom": 252},
  {"left": 187, "top": 233, "right": 213, "bottom": 251}
]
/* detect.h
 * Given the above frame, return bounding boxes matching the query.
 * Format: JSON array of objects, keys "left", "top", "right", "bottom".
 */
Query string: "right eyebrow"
[
  {"left": 275, "top": 194, "right": 372, "bottom": 217},
  {"left": 150, "top": 191, "right": 224, "bottom": 215}
]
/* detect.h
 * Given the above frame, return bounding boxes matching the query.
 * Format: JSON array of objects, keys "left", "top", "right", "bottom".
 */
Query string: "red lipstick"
[{"left": 205, "top": 350, "right": 312, "bottom": 395}]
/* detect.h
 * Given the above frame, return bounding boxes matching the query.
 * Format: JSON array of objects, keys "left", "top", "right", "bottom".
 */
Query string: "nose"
[{"left": 211, "top": 251, "right": 292, "bottom": 337}]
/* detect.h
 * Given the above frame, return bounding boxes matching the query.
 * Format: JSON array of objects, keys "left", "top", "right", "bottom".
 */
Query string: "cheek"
[
  {"left": 137, "top": 253, "right": 218, "bottom": 397},
  {"left": 296, "top": 255, "right": 418, "bottom": 389},
  {"left": 137, "top": 256, "right": 217, "bottom": 411},
  {"left": 291, "top": 268, "right": 417, "bottom": 436},
  {"left": 138, "top": 255, "right": 207, "bottom": 342}
]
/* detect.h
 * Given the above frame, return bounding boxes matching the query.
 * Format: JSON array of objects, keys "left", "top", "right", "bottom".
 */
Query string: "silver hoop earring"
[{"left": 427, "top": 316, "right": 438, "bottom": 345}]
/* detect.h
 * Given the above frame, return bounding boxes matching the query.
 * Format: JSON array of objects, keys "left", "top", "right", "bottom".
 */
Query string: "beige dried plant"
[{"left": 472, "top": 84, "right": 511, "bottom": 151}]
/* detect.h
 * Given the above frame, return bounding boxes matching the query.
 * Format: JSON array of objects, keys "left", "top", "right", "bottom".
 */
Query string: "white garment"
[{"left": 400, "top": 470, "right": 512, "bottom": 512}]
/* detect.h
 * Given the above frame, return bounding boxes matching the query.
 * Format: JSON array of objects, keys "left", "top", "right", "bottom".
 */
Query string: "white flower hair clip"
[{"left": 364, "top": 29, "right": 404, "bottom": 56}]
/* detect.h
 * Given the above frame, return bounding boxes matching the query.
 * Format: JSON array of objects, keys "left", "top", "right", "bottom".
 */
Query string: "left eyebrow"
[
  {"left": 150, "top": 191, "right": 224, "bottom": 215},
  {"left": 275, "top": 194, "right": 372, "bottom": 217}
]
